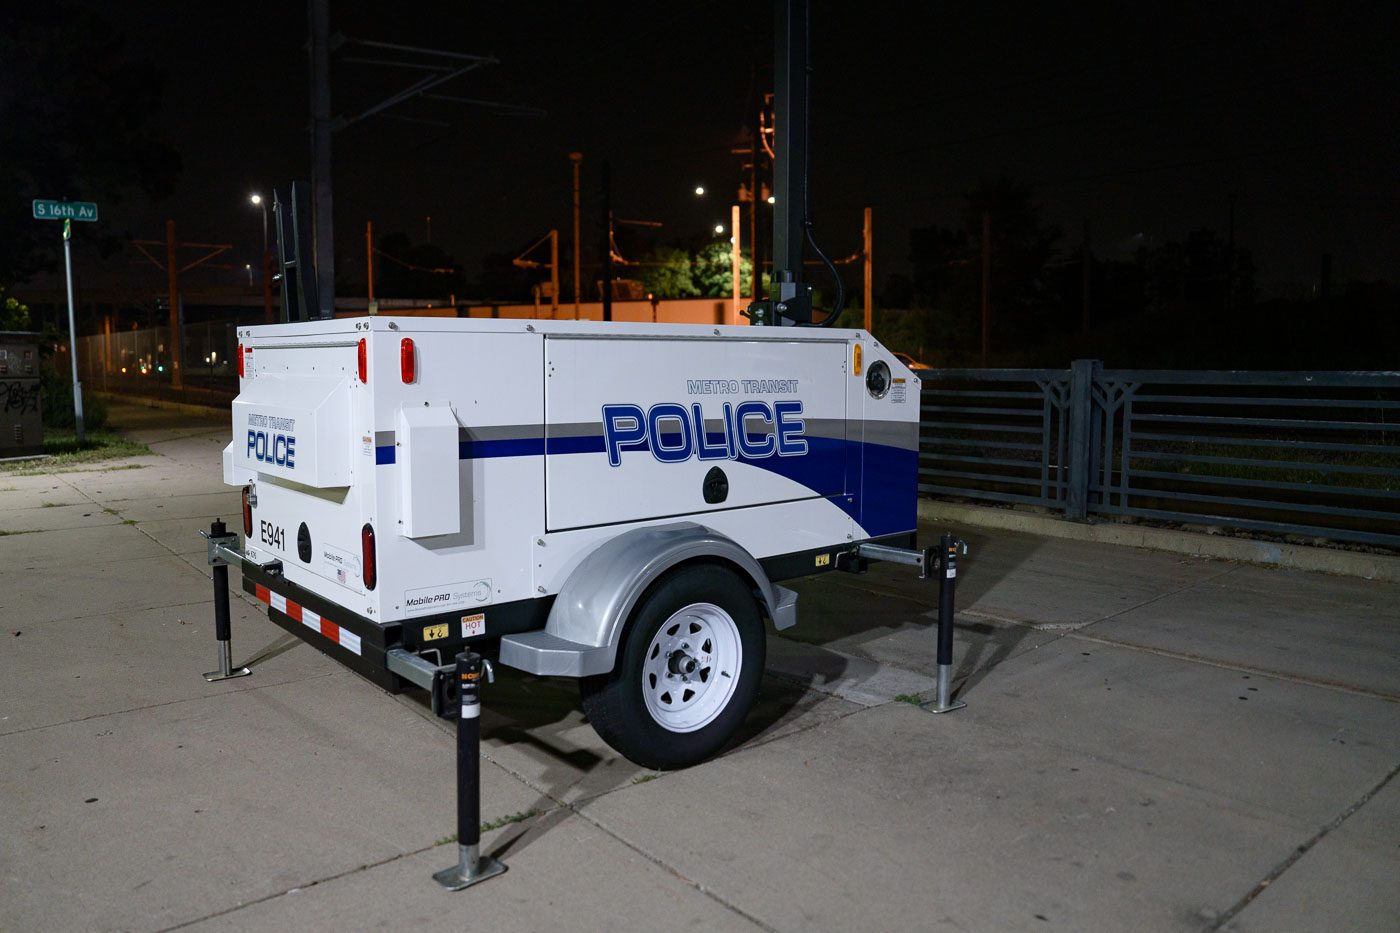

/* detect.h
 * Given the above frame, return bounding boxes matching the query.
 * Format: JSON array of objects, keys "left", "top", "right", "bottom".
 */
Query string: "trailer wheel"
[{"left": 580, "top": 564, "right": 765, "bottom": 770}]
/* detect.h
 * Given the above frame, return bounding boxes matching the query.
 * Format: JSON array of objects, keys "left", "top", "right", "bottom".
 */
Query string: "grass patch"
[
  {"left": 632, "top": 773, "right": 660, "bottom": 785},
  {"left": 0, "top": 529, "right": 36, "bottom": 536},
  {"left": 893, "top": 693, "right": 924, "bottom": 705},
  {"left": 435, "top": 808, "right": 545, "bottom": 846},
  {"left": 480, "top": 809, "right": 541, "bottom": 833},
  {"left": 0, "top": 432, "right": 153, "bottom": 474}
]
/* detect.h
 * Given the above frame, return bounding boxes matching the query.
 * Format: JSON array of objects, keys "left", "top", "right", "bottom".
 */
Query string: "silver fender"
[{"left": 497, "top": 522, "right": 797, "bottom": 677}]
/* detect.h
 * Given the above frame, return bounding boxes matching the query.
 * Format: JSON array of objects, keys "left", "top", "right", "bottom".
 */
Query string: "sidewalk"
[{"left": 1, "top": 400, "right": 1396, "bottom": 932}]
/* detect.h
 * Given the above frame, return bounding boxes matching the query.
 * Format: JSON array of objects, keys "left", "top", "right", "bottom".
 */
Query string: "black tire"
[{"left": 580, "top": 563, "right": 765, "bottom": 770}]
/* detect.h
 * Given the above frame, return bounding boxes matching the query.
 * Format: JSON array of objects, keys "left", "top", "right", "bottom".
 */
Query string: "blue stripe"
[
  {"left": 376, "top": 431, "right": 914, "bottom": 538},
  {"left": 460, "top": 437, "right": 546, "bottom": 459},
  {"left": 544, "top": 435, "right": 606, "bottom": 456}
]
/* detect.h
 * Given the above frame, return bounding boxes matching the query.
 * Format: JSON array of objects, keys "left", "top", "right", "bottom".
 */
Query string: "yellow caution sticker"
[
  {"left": 815, "top": 553, "right": 831, "bottom": 567},
  {"left": 422, "top": 623, "right": 449, "bottom": 642}
]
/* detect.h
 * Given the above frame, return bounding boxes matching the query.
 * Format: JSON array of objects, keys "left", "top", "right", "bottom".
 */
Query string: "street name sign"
[{"left": 33, "top": 200, "right": 98, "bottom": 221}]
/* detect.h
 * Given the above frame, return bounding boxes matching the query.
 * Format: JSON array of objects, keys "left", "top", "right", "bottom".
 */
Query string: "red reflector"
[
  {"left": 400, "top": 337, "right": 415, "bottom": 384},
  {"left": 357, "top": 337, "right": 368, "bottom": 383},
  {"left": 237, "top": 343, "right": 245, "bottom": 378},
  {"left": 361, "top": 523, "right": 377, "bottom": 591},
  {"left": 242, "top": 486, "right": 252, "bottom": 536}
]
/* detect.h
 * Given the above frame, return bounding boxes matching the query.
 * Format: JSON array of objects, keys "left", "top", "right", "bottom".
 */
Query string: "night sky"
[{"left": 95, "top": 1, "right": 1400, "bottom": 295}]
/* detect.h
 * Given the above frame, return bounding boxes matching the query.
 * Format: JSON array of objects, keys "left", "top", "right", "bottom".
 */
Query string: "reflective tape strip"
[{"left": 251, "top": 586, "right": 362, "bottom": 657}]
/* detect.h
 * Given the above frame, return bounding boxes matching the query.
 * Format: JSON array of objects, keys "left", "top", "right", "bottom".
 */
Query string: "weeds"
[{"left": 0, "top": 432, "right": 154, "bottom": 474}]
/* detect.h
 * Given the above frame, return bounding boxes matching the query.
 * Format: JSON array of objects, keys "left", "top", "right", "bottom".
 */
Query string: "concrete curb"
[
  {"left": 918, "top": 499, "right": 1400, "bottom": 584},
  {"left": 93, "top": 391, "right": 228, "bottom": 420}
]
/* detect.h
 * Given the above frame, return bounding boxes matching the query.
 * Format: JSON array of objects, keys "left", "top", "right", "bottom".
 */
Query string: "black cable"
[{"left": 804, "top": 219, "right": 844, "bottom": 326}]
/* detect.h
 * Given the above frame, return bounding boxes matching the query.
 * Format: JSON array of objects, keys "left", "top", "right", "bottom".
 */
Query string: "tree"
[
  {"left": 0, "top": 287, "right": 32, "bottom": 331},
  {"left": 691, "top": 242, "right": 752, "bottom": 298},
  {"left": 0, "top": 6, "right": 182, "bottom": 283},
  {"left": 636, "top": 242, "right": 752, "bottom": 299},
  {"left": 965, "top": 175, "right": 1062, "bottom": 347},
  {"left": 637, "top": 247, "right": 700, "bottom": 298},
  {"left": 374, "top": 233, "right": 467, "bottom": 300}
]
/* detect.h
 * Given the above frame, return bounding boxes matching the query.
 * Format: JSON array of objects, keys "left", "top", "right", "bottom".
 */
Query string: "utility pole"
[
  {"left": 131, "top": 227, "right": 232, "bottom": 375},
  {"left": 981, "top": 211, "right": 991, "bottom": 367},
  {"left": 549, "top": 228, "right": 559, "bottom": 317},
  {"left": 570, "top": 153, "right": 582, "bottom": 319},
  {"left": 1081, "top": 218, "right": 1091, "bottom": 334},
  {"left": 1225, "top": 192, "right": 1237, "bottom": 313},
  {"left": 731, "top": 205, "right": 742, "bottom": 325},
  {"left": 863, "top": 207, "right": 873, "bottom": 332},
  {"left": 601, "top": 160, "right": 612, "bottom": 322},
  {"left": 309, "top": 0, "right": 334, "bottom": 317},
  {"left": 167, "top": 220, "right": 182, "bottom": 388}
]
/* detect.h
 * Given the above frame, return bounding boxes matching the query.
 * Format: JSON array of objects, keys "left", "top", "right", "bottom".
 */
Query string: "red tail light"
[
  {"left": 237, "top": 343, "right": 245, "bottom": 377},
  {"left": 400, "top": 337, "right": 415, "bottom": 383},
  {"left": 357, "top": 338, "right": 368, "bottom": 383},
  {"left": 242, "top": 486, "right": 253, "bottom": 536},
  {"left": 361, "top": 523, "right": 377, "bottom": 590}
]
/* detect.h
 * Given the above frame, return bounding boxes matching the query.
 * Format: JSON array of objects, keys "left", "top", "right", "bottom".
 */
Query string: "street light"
[
  {"left": 245, "top": 263, "right": 253, "bottom": 286},
  {"left": 694, "top": 185, "right": 706, "bottom": 196},
  {"left": 249, "top": 194, "right": 267, "bottom": 254},
  {"left": 250, "top": 193, "right": 272, "bottom": 321},
  {"left": 714, "top": 224, "right": 725, "bottom": 234}
]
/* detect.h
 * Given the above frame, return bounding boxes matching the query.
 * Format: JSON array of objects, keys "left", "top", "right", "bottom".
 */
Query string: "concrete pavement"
[{"left": 1, "top": 400, "right": 1396, "bottom": 932}]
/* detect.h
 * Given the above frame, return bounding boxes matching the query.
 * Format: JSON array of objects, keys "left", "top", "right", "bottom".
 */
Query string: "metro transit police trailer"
[{"left": 217, "top": 314, "right": 924, "bottom": 769}]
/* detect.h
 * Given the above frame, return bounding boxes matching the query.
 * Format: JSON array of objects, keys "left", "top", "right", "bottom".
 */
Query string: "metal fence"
[
  {"left": 74, "top": 322, "right": 240, "bottom": 407},
  {"left": 919, "top": 362, "right": 1400, "bottom": 549}
]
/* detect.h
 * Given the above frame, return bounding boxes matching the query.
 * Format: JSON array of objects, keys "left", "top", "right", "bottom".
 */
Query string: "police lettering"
[
  {"left": 602, "top": 400, "right": 806, "bottom": 467},
  {"left": 247, "top": 429, "right": 296, "bottom": 468}
]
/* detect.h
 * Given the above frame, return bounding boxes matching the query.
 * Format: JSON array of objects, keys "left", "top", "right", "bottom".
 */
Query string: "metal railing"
[
  {"left": 919, "top": 362, "right": 1400, "bottom": 549},
  {"left": 74, "top": 323, "right": 240, "bottom": 407}
]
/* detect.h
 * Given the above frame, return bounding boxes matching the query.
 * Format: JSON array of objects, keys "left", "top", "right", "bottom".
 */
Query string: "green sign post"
[
  {"left": 33, "top": 199, "right": 98, "bottom": 442},
  {"left": 32, "top": 200, "right": 98, "bottom": 222}
]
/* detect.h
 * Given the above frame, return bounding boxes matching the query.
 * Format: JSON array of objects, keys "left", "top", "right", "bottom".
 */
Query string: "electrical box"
[{"left": 0, "top": 331, "right": 43, "bottom": 460}]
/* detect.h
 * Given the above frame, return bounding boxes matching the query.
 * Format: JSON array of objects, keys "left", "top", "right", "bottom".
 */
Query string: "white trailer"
[{"left": 216, "top": 314, "right": 922, "bottom": 768}]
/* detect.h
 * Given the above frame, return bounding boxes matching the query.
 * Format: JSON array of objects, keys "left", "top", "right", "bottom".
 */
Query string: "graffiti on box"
[{"left": 3, "top": 381, "right": 41, "bottom": 416}]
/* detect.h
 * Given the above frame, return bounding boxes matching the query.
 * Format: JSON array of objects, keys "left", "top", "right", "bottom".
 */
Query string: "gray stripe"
[
  {"left": 862, "top": 419, "right": 920, "bottom": 451},
  {"left": 547, "top": 421, "right": 604, "bottom": 438},
  {"left": 458, "top": 423, "right": 544, "bottom": 442},
  {"left": 374, "top": 430, "right": 394, "bottom": 447}
]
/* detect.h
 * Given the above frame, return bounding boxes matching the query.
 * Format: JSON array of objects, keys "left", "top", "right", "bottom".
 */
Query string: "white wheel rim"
[{"left": 641, "top": 601, "right": 743, "bottom": 733}]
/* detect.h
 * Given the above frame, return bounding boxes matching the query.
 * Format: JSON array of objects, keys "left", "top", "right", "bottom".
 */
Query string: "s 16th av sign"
[
  {"left": 32, "top": 197, "right": 99, "bottom": 442},
  {"left": 33, "top": 199, "right": 98, "bottom": 221}
]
